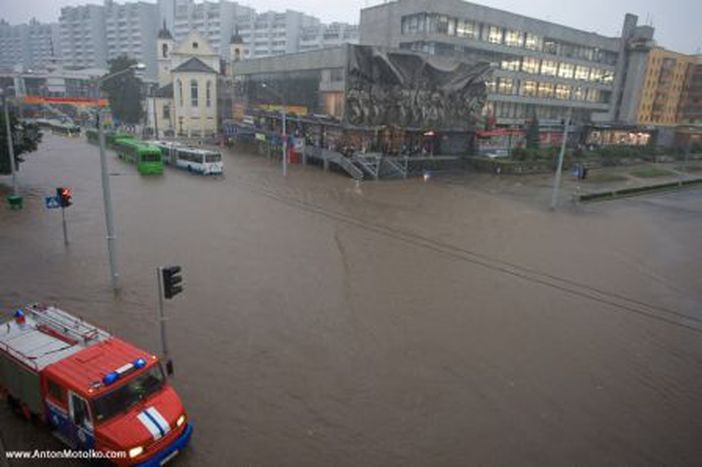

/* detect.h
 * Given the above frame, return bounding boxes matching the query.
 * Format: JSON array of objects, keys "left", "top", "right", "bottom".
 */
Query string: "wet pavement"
[{"left": 1, "top": 134, "right": 702, "bottom": 466}]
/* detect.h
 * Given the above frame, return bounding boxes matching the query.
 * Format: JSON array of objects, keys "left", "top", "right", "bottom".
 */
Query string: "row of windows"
[
  {"left": 403, "top": 41, "right": 614, "bottom": 84},
  {"left": 400, "top": 14, "right": 618, "bottom": 65},
  {"left": 484, "top": 101, "right": 592, "bottom": 121},
  {"left": 500, "top": 56, "right": 613, "bottom": 82},
  {"left": 176, "top": 79, "right": 213, "bottom": 108},
  {"left": 488, "top": 77, "right": 609, "bottom": 103}
]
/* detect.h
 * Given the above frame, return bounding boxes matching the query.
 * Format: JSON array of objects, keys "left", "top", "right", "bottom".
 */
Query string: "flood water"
[{"left": 1, "top": 134, "right": 702, "bottom": 466}]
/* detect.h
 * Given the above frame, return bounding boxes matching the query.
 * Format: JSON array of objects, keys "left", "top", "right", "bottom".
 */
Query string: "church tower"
[
  {"left": 157, "top": 20, "right": 174, "bottom": 87},
  {"left": 228, "top": 26, "right": 247, "bottom": 76}
]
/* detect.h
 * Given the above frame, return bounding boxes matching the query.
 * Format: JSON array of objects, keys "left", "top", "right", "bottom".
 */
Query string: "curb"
[{"left": 578, "top": 178, "right": 702, "bottom": 203}]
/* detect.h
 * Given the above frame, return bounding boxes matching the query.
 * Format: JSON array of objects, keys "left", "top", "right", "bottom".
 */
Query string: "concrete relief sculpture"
[{"left": 345, "top": 46, "right": 491, "bottom": 130}]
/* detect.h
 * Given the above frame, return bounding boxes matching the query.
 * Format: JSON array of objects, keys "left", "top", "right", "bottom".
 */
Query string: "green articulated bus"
[
  {"left": 112, "top": 138, "right": 164, "bottom": 175},
  {"left": 85, "top": 129, "right": 135, "bottom": 148}
]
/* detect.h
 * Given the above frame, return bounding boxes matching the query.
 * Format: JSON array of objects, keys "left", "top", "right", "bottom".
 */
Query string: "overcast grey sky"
[{"left": 1, "top": 0, "right": 700, "bottom": 54}]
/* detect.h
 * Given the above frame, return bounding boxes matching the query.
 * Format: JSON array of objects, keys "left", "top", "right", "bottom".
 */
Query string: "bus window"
[
  {"left": 206, "top": 154, "right": 221, "bottom": 163},
  {"left": 142, "top": 152, "right": 161, "bottom": 163}
]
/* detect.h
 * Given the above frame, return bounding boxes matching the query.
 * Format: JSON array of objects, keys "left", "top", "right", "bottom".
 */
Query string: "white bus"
[{"left": 154, "top": 142, "right": 224, "bottom": 175}]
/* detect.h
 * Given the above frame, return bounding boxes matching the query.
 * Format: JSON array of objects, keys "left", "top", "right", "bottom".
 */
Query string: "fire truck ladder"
[{"left": 24, "top": 304, "right": 110, "bottom": 345}]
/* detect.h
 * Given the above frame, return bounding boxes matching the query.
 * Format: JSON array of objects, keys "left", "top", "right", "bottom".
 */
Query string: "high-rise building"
[
  {"left": 104, "top": 0, "right": 159, "bottom": 80},
  {"left": 58, "top": 4, "right": 108, "bottom": 69},
  {"left": 237, "top": 10, "right": 320, "bottom": 57},
  {"left": 679, "top": 60, "right": 702, "bottom": 125},
  {"left": 173, "top": 0, "right": 254, "bottom": 58},
  {"left": 359, "top": 0, "right": 657, "bottom": 127},
  {"left": 0, "top": 18, "right": 59, "bottom": 70},
  {"left": 628, "top": 47, "right": 699, "bottom": 126}
]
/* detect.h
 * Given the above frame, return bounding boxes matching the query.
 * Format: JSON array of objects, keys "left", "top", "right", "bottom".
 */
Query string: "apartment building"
[
  {"left": 299, "top": 22, "right": 359, "bottom": 52},
  {"left": 0, "top": 19, "right": 59, "bottom": 70},
  {"left": 104, "top": 1, "right": 159, "bottom": 80},
  {"left": 58, "top": 4, "right": 108, "bottom": 69}
]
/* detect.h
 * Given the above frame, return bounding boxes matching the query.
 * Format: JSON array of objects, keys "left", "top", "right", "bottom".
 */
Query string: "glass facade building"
[{"left": 360, "top": 0, "right": 635, "bottom": 127}]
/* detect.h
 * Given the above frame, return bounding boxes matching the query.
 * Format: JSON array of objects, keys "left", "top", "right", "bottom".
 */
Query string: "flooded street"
[{"left": 2, "top": 134, "right": 702, "bottom": 465}]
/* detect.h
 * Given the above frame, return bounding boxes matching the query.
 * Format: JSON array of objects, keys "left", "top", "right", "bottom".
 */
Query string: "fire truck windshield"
[{"left": 93, "top": 365, "right": 165, "bottom": 422}]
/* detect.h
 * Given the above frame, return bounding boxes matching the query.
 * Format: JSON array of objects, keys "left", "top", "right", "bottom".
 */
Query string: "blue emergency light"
[
  {"left": 103, "top": 371, "right": 120, "bottom": 385},
  {"left": 134, "top": 358, "right": 147, "bottom": 369}
]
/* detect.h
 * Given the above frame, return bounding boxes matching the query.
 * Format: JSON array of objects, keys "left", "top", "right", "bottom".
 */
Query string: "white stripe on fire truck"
[
  {"left": 137, "top": 411, "right": 163, "bottom": 440},
  {"left": 146, "top": 407, "right": 171, "bottom": 435}
]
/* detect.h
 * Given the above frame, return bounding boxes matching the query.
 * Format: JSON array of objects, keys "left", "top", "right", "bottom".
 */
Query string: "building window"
[
  {"left": 206, "top": 80, "right": 212, "bottom": 107},
  {"left": 456, "top": 19, "right": 477, "bottom": 39},
  {"left": 192, "top": 41, "right": 198, "bottom": 49},
  {"left": 163, "top": 104, "right": 170, "bottom": 119},
  {"left": 191, "top": 79, "right": 198, "bottom": 107},
  {"left": 501, "top": 57, "right": 521, "bottom": 71},
  {"left": 485, "top": 78, "right": 497, "bottom": 93},
  {"left": 572, "top": 86, "right": 586, "bottom": 100},
  {"left": 541, "top": 60, "right": 557, "bottom": 77},
  {"left": 162, "top": 43, "right": 168, "bottom": 58},
  {"left": 555, "top": 84, "right": 571, "bottom": 100},
  {"left": 538, "top": 82, "right": 555, "bottom": 98},
  {"left": 575, "top": 66, "right": 590, "bottom": 80},
  {"left": 543, "top": 39, "right": 558, "bottom": 55},
  {"left": 504, "top": 30, "right": 523, "bottom": 47},
  {"left": 498, "top": 78, "right": 515, "bottom": 95},
  {"left": 524, "top": 33, "right": 541, "bottom": 51},
  {"left": 558, "top": 63, "right": 574, "bottom": 79},
  {"left": 522, "top": 57, "right": 540, "bottom": 74},
  {"left": 487, "top": 26, "right": 503, "bottom": 44},
  {"left": 520, "top": 80, "right": 537, "bottom": 97},
  {"left": 177, "top": 79, "right": 183, "bottom": 105}
]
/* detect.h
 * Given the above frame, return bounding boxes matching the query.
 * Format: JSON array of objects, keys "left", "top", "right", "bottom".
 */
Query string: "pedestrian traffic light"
[
  {"left": 56, "top": 187, "right": 72, "bottom": 208},
  {"left": 162, "top": 266, "right": 183, "bottom": 299}
]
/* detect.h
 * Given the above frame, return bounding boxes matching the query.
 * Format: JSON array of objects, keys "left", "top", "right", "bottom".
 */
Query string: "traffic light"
[
  {"left": 56, "top": 187, "right": 72, "bottom": 208},
  {"left": 162, "top": 266, "right": 183, "bottom": 299}
]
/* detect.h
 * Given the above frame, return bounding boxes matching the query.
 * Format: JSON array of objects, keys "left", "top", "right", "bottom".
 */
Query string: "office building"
[{"left": 359, "top": 0, "right": 658, "bottom": 127}]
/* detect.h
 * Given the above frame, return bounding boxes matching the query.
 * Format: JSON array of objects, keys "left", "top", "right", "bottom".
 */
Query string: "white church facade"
[{"left": 147, "top": 22, "right": 247, "bottom": 138}]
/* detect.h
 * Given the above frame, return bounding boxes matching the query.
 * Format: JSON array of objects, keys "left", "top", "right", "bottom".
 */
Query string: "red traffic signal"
[{"left": 56, "top": 187, "right": 73, "bottom": 208}]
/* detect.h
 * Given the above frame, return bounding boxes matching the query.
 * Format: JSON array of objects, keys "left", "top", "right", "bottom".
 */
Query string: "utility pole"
[
  {"left": 98, "top": 110, "right": 120, "bottom": 290},
  {"left": 550, "top": 108, "right": 572, "bottom": 210},
  {"left": 2, "top": 88, "right": 18, "bottom": 196},
  {"left": 282, "top": 105, "right": 287, "bottom": 177}
]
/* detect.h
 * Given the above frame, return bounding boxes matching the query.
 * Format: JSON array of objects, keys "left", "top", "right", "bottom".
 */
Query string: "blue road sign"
[{"left": 45, "top": 196, "right": 61, "bottom": 209}]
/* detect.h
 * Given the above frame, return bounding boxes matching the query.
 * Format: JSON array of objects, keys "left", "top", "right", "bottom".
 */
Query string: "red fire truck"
[{"left": 0, "top": 304, "right": 193, "bottom": 466}]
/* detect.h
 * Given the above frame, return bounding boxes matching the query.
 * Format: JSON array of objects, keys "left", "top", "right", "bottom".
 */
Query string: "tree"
[
  {"left": 0, "top": 106, "right": 42, "bottom": 175},
  {"left": 526, "top": 115, "right": 540, "bottom": 150},
  {"left": 101, "top": 55, "right": 144, "bottom": 124}
]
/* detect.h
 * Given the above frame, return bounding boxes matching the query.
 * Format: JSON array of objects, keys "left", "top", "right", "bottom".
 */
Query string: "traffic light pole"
[
  {"left": 156, "top": 266, "right": 171, "bottom": 375},
  {"left": 61, "top": 206, "right": 69, "bottom": 245}
]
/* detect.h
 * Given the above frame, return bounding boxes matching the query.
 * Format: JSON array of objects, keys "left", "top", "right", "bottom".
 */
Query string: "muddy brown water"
[{"left": 1, "top": 134, "right": 702, "bottom": 466}]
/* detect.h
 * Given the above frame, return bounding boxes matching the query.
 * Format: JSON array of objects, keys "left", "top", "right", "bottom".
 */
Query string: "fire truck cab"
[{"left": 0, "top": 304, "right": 193, "bottom": 466}]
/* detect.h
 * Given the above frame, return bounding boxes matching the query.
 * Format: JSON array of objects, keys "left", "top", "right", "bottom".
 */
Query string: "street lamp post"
[
  {"left": 261, "top": 83, "right": 287, "bottom": 177},
  {"left": 95, "top": 63, "right": 145, "bottom": 290},
  {"left": 1, "top": 87, "right": 18, "bottom": 196},
  {"left": 550, "top": 108, "right": 572, "bottom": 210}
]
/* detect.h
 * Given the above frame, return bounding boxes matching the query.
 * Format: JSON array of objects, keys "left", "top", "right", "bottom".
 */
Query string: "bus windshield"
[
  {"left": 142, "top": 152, "right": 161, "bottom": 163},
  {"left": 93, "top": 365, "right": 165, "bottom": 423},
  {"left": 205, "top": 154, "right": 221, "bottom": 163}
]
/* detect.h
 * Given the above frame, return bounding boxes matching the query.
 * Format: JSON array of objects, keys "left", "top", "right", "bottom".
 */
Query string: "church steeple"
[{"left": 158, "top": 19, "right": 173, "bottom": 40}]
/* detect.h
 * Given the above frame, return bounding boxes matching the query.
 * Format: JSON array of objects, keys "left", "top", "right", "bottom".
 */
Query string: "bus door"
[{"left": 68, "top": 391, "right": 95, "bottom": 449}]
